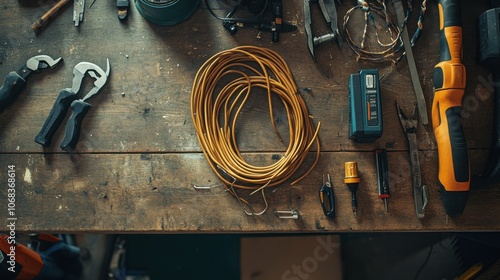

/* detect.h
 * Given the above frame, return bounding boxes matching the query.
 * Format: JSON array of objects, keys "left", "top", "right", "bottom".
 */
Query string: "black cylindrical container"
[{"left": 135, "top": 0, "right": 200, "bottom": 25}]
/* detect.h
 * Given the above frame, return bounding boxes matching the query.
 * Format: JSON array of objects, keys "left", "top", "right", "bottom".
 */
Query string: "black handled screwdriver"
[{"left": 375, "top": 149, "right": 390, "bottom": 211}]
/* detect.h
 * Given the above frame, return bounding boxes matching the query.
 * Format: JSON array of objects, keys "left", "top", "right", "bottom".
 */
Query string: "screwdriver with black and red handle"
[{"left": 432, "top": 0, "right": 470, "bottom": 215}]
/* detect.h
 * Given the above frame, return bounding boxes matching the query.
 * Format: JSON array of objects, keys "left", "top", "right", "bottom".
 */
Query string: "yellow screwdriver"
[
  {"left": 344, "top": 162, "right": 360, "bottom": 218},
  {"left": 432, "top": 0, "right": 470, "bottom": 215}
]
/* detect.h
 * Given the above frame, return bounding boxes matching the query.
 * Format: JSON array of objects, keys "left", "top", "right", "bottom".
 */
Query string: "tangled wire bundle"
[
  {"left": 343, "top": 0, "right": 428, "bottom": 63},
  {"left": 190, "top": 46, "right": 321, "bottom": 213}
]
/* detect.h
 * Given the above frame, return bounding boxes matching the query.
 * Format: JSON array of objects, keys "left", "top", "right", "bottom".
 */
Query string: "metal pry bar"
[
  {"left": 304, "top": 0, "right": 342, "bottom": 60},
  {"left": 393, "top": 0, "right": 428, "bottom": 125}
]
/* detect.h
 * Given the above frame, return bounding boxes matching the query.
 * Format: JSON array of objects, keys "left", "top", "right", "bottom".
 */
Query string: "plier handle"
[
  {"left": 0, "top": 55, "right": 62, "bottom": 113},
  {"left": 320, "top": 173, "right": 335, "bottom": 218},
  {"left": 35, "top": 59, "right": 110, "bottom": 151}
]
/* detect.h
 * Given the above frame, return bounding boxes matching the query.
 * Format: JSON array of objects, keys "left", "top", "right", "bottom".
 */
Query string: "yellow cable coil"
[{"left": 190, "top": 46, "right": 321, "bottom": 203}]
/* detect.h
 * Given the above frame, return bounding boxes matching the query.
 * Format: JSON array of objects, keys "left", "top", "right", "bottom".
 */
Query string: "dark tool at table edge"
[
  {"left": 474, "top": 7, "right": 500, "bottom": 187},
  {"left": 0, "top": 55, "right": 62, "bottom": 114}
]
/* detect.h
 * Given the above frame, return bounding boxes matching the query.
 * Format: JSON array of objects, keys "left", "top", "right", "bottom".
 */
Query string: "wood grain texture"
[
  {"left": 0, "top": 151, "right": 498, "bottom": 232},
  {"left": 0, "top": 1, "right": 498, "bottom": 232}
]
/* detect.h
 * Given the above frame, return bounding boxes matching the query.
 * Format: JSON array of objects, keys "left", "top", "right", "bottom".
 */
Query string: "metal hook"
[
  {"left": 216, "top": 164, "right": 269, "bottom": 216},
  {"left": 231, "top": 185, "right": 268, "bottom": 216},
  {"left": 249, "top": 180, "right": 271, "bottom": 196}
]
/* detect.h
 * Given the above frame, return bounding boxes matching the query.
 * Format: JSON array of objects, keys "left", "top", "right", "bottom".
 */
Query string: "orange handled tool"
[{"left": 432, "top": 0, "right": 470, "bottom": 215}]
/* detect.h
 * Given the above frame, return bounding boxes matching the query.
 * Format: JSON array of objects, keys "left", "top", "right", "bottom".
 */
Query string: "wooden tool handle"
[{"left": 32, "top": 0, "right": 70, "bottom": 33}]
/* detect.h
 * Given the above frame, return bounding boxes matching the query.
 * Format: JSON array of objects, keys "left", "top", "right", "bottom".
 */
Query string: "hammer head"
[{"left": 478, "top": 8, "right": 500, "bottom": 68}]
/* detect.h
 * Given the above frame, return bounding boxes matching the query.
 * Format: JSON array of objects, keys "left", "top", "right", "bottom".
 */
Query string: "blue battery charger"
[{"left": 348, "top": 69, "right": 383, "bottom": 143}]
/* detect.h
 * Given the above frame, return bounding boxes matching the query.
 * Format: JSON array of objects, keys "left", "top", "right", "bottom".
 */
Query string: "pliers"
[
  {"left": 0, "top": 55, "right": 62, "bottom": 113},
  {"left": 320, "top": 173, "right": 335, "bottom": 218},
  {"left": 396, "top": 101, "right": 428, "bottom": 218},
  {"left": 304, "top": 0, "right": 343, "bottom": 60},
  {"left": 35, "top": 59, "right": 110, "bottom": 151}
]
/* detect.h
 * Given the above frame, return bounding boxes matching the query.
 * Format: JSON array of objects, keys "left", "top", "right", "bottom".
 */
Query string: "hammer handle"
[{"left": 32, "top": 0, "right": 71, "bottom": 33}]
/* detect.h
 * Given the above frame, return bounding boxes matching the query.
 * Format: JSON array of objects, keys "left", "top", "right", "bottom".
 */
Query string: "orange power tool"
[{"left": 432, "top": 0, "right": 470, "bottom": 215}]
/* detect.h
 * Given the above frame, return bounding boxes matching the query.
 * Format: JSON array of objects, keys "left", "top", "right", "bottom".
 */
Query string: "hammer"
[
  {"left": 476, "top": 6, "right": 500, "bottom": 186},
  {"left": 31, "top": 0, "right": 70, "bottom": 33}
]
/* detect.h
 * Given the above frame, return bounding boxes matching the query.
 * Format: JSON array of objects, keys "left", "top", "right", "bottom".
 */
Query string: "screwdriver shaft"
[{"left": 351, "top": 189, "right": 358, "bottom": 217}]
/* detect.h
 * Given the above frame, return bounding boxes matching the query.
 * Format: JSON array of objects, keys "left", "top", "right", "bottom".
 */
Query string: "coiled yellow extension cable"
[{"left": 190, "top": 46, "right": 321, "bottom": 213}]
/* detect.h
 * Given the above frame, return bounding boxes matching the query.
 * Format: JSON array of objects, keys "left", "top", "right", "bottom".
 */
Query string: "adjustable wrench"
[{"left": 0, "top": 55, "right": 62, "bottom": 113}]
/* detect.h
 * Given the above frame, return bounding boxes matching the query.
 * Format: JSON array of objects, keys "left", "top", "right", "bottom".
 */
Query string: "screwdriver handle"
[
  {"left": 0, "top": 72, "right": 27, "bottom": 113},
  {"left": 60, "top": 100, "right": 91, "bottom": 151},
  {"left": 432, "top": 0, "right": 470, "bottom": 215},
  {"left": 375, "top": 149, "right": 390, "bottom": 198},
  {"left": 35, "top": 89, "right": 76, "bottom": 147}
]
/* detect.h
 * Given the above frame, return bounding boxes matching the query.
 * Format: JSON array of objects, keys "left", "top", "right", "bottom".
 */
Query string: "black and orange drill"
[
  {"left": 0, "top": 235, "right": 44, "bottom": 279},
  {"left": 432, "top": 0, "right": 470, "bottom": 215},
  {"left": 0, "top": 234, "right": 81, "bottom": 279}
]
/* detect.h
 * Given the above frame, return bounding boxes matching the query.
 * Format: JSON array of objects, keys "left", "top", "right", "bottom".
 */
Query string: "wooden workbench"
[{"left": 0, "top": 1, "right": 498, "bottom": 233}]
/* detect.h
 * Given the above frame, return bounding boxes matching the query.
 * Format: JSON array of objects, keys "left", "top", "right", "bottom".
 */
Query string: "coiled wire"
[{"left": 190, "top": 46, "right": 321, "bottom": 214}]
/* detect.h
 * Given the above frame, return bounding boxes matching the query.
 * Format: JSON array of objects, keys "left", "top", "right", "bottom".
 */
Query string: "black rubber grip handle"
[
  {"left": 60, "top": 100, "right": 91, "bottom": 151},
  {"left": 0, "top": 72, "right": 27, "bottom": 113},
  {"left": 446, "top": 107, "right": 469, "bottom": 183},
  {"left": 319, "top": 187, "right": 335, "bottom": 218},
  {"left": 439, "top": 183, "right": 468, "bottom": 216},
  {"left": 35, "top": 89, "right": 76, "bottom": 147},
  {"left": 438, "top": 0, "right": 463, "bottom": 62},
  {"left": 438, "top": 0, "right": 462, "bottom": 28}
]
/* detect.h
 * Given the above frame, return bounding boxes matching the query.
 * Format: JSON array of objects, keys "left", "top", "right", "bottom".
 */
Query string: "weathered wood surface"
[{"left": 0, "top": 1, "right": 498, "bottom": 232}]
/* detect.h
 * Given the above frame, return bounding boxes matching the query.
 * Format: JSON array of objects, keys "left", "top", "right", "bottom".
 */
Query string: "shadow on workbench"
[{"left": 77, "top": 232, "right": 500, "bottom": 280}]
